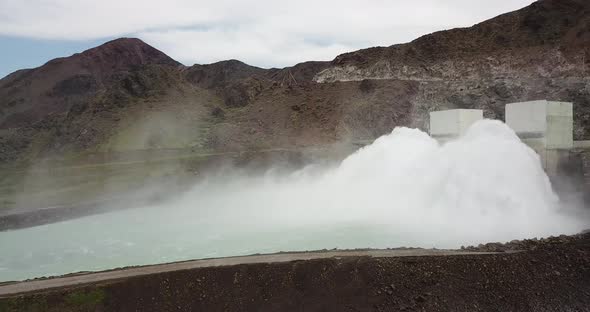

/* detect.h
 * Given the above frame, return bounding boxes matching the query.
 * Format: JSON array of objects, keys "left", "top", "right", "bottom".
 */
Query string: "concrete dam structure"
[
  {"left": 430, "top": 100, "right": 589, "bottom": 175},
  {"left": 505, "top": 100, "right": 573, "bottom": 176},
  {"left": 429, "top": 109, "right": 484, "bottom": 143}
]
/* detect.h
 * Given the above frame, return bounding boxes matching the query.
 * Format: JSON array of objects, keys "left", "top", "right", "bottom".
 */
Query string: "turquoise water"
[
  {"left": 0, "top": 205, "right": 404, "bottom": 281},
  {"left": 2, "top": 121, "right": 587, "bottom": 282}
]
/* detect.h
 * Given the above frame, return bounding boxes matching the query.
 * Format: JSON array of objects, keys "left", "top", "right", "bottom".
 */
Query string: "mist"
[{"left": 1, "top": 119, "right": 588, "bottom": 282}]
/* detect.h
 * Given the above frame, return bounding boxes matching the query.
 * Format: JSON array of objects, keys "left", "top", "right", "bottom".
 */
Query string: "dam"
[{"left": 430, "top": 101, "right": 590, "bottom": 183}]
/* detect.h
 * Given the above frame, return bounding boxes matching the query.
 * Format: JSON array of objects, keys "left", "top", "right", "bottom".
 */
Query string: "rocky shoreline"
[
  {"left": 1, "top": 231, "right": 589, "bottom": 311},
  {"left": 461, "top": 231, "right": 590, "bottom": 252}
]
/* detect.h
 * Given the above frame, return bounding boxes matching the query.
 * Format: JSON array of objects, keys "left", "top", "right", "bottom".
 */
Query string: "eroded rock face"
[
  {"left": 314, "top": 49, "right": 586, "bottom": 83},
  {"left": 315, "top": 0, "right": 590, "bottom": 82}
]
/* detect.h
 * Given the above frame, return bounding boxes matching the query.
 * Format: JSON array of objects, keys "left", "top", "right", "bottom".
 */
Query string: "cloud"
[
  {"left": 0, "top": 0, "right": 535, "bottom": 67},
  {"left": 138, "top": 29, "right": 354, "bottom": 68}
]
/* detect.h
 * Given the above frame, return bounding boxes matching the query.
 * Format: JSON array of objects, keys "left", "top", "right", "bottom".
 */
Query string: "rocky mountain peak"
[{"left": 76, "top": 38, "right": 181, "bottom": 69}]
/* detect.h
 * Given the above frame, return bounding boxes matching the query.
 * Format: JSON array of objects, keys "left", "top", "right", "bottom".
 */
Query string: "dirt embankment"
[{"left": 1, "top": 233, "right": 589, "bottom": 312}]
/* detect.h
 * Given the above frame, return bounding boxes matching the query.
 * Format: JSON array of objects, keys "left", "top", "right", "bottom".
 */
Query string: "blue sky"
[
  {"left": 0, "top": 0, "right": 535, "bottom": 80},
  {"left": 0, "top": 36, "right": 114, "bottom": 78}
]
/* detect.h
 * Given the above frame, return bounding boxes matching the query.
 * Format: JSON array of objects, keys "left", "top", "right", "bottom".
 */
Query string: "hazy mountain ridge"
[{"left": 0, "top": 0, "right": 589, "bottom": 164}]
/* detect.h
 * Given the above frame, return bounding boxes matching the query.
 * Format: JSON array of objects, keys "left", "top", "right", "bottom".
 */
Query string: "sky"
[{"left": 0, "top": 0, "right": 535, "bottom": 78}]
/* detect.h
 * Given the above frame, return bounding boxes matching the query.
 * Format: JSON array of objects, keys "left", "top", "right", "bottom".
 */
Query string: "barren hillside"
[{"left": 0, "top": 0, "right": 588, "bottom": 165}]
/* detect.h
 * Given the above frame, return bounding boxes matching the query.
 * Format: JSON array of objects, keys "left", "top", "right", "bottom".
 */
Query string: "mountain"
[
  {"left": 318, "top": 0, "right": 590, "bottom": 82},
  {"left": 0, "top": 0, "right": 589, "bottom": 165},
  {"left": 314, "top": 0, "right": 590, "bottom": 133},
  {"left": 0, "top": 38, "right": 180, "bottom": 128}
]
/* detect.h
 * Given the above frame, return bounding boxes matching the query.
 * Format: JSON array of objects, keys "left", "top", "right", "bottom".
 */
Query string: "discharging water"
[{"left": 1, "top": 120, "right": 587, "bottom": 282}]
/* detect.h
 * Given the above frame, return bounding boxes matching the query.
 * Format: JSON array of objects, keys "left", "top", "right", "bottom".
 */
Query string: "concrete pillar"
[
  {"left": 505, "top": 100, "right": 573, "bottom": 175},
  {"left": 429, "top": 109, "right": 483, "bottom": 143}
]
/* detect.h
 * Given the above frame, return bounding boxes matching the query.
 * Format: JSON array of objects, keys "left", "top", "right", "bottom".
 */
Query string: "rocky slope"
[
  {"left": 316, "top": 0, "right": 590, "bottom": 82},
  {"left": 0, "top": 0, "right": 589, "bottom": 165},
  {"left": 0, "top": 38, "right": 181, "bottom": 129},
  {"left": 315, "top": 0, "right": 590, "bottom": 132}
]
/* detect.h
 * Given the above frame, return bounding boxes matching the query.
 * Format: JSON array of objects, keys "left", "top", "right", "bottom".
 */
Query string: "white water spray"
[{"left": 0, "top": 120, "right": 587, "bottom": 281}]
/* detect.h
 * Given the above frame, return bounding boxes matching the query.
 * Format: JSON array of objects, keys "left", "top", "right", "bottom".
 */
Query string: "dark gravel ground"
[{"left": 1, "top": 232, "right": 589, "bottom": 311}]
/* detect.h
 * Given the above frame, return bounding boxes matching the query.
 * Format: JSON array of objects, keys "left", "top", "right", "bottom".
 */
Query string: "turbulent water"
[{"left": 1, "top": 120, "right": 587, "bottom": 281}]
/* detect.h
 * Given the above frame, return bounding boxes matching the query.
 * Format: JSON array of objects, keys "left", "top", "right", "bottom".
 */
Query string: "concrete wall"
[
  {"left": 546, "top": 101, "right": 573, "bottom": 149},
  {"left": 505, "top": 100, "right": 573, "bottom": 149},
  {"left": 429, "top": 109, "right": 483, "bottom": 141},
  {"left": 505, "top": 100, "right": 574, "bottom": 176},
  {"left": 505, "top": 100, "right": 547, "bottom": 139},
  {"left": 428, "top": 101, "right": 587, "bottom": 204}
]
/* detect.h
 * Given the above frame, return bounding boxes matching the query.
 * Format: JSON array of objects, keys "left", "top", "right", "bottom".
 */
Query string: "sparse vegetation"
[{"left": 65, "top": 289, "right": 106, "bottom": 307}]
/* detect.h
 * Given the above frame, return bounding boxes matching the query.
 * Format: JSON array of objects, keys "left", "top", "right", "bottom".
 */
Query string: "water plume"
[{"left": 0, "top": 119, "right": 587, "bottom": 281}]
